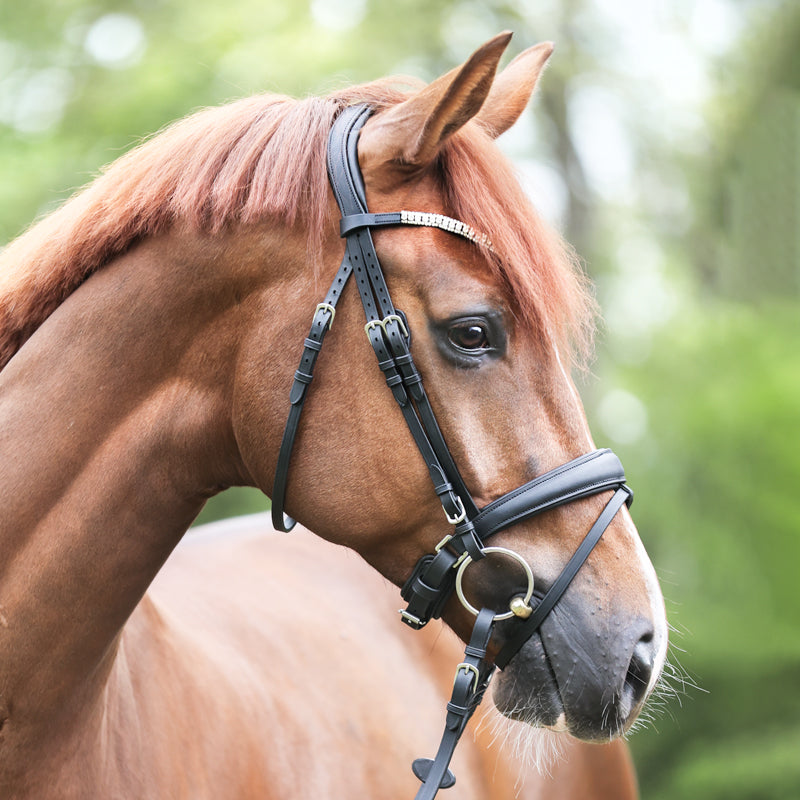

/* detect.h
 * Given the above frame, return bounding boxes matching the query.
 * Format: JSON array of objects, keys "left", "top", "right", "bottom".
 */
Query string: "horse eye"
[{"left": 448, "top": 321, "right": 491, "bottom": 353}]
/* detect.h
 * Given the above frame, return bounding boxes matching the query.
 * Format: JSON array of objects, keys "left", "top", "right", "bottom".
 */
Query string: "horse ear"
[
  {"left": 474, "top": 41, "right": 554, "bottom": 138},
  {"left": 359, "top": 31, "right": 513, "bottom": 171}
]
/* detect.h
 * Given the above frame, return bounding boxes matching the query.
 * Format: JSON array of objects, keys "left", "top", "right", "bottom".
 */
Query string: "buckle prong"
[
  {"left": 364, "top": 313, "right": 409, "bottom": 339},
  {"left": 454, "top": 662, "right": 480, "bottom": 692},
  {"left": 444, "top": 495, "right": 466, "bottom": 526},
  {"left": 315, "top": 303, "right": 336, "bottom": 330},
  {"left": 382, "top": 313, "right": 408, "bottom": 338}
]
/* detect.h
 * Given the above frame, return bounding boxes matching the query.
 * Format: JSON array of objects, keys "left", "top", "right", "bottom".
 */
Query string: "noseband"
[{"left": 272, "top": 104, "right": 632, "bottom": 799}]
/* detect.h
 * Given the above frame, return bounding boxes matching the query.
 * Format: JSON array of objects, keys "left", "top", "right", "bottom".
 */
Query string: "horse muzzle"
[{"left": 492, "top": 588, "right": 659, "bottom": 740}]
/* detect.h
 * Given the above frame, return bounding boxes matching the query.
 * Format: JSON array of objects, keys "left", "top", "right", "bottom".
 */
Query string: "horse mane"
[
  {"left": 438, "top": 132, "right": 595, "bottom": 365},
  {"left": 0, "top": 79, "right": 594, "bottom": 371}
]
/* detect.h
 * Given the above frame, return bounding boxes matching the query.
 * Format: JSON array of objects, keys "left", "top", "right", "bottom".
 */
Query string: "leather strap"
[
  {"left": 399, "top": 449, "right": 629, "bottom": 629},
  {"left": 270, "top": 251, "right": 354, "bottom": 531},
  {"left": 472, "top": 449, "right": 630, "bottom": 540},
  {"left": 409, "top": 488, "right": 630, "bottom": 800},
  {"left": 340, "top": 212, "right": 403, "bottom": 236},
  {"left": 273, "top": 103, "right": 481, "bottom": 532},
  {"left": 494, "top": 485, "right": 633, "bottom": 669},
  {"left": 412, "top": 608, "right": 495, "bottom": 800},
  {"left": 326, "top": 106, "right": 479, "bottom": 522}
]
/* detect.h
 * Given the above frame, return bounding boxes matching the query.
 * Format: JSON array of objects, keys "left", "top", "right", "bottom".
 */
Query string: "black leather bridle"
[{"left": 272, "top": 104, "right": 633, "bottom": 799}]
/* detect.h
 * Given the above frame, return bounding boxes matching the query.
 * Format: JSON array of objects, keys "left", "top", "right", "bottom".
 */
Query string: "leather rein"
[{"left": 272, "top": 104, "right": 633, "bottom": 799}]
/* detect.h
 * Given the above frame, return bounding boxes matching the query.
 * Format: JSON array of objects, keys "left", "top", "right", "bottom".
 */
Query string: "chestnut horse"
[{"left": 0, "top": 32, "right": 667, "bottom": 799}]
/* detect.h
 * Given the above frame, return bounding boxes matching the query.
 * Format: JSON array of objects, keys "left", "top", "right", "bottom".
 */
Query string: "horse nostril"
[{"left": 623, "top": 632, "right": 656, "bottom": 713}]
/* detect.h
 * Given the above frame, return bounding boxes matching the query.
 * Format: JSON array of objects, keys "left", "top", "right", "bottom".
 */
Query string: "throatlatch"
[{"left": 272, "top": 104, "right": 633, "bottom": 800}]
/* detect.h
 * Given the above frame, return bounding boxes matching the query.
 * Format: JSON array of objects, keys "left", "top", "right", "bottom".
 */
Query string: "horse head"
[{"left": 229, "top": 32, "right": 668, "bottom": 743}]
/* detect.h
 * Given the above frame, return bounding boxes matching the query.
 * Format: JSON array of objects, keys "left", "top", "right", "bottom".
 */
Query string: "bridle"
[{"left": 272, "top": 104, "right": 633, "bottom": 799}]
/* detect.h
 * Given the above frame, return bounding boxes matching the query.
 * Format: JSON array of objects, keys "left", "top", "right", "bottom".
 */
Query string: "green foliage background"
[{"left": 2, "top": 1, "right": 798, "bottom": 797}]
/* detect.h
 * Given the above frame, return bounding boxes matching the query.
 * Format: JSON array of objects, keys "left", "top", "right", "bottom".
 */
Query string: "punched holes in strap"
[
  {"left": 271, "top": 296, "right": 346, "bottom": 532},
  {"left": 332, "top": 106, "right": 481, "bottom": 523},
  {"left": 288, "top": 338, "right": 322, "bottom": 404}
]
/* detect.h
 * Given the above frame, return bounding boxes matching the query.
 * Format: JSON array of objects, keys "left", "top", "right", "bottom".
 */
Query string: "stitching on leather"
[
  {"left": 473, "top": 452, "right": 624, "bottom": 538},
  {"left": 474, "top": 451, "right": 615, "bottom": 520},
  {"left": 478, "top": 480, "right": 624, "bottom": 539}
]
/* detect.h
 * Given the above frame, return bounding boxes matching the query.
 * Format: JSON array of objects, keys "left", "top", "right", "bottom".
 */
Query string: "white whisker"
[{"left": 472, "top": 692, "right": 568, "bottom": 791}]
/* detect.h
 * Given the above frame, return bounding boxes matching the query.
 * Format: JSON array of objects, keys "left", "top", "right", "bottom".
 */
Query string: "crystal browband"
[
  {"left": 338, "top": 210, "right": 490, "bottom": 248},
  {"left": 399, "top": 211, "right": 490, "bottom": 247}
]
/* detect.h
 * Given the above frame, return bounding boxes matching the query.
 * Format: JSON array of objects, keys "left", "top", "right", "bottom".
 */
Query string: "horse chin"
[
  {"left": 491, "top": 632, "right": 630, "bottom": 743},
  {"left": 491, "top": 632, "right": 565, "bottom": 729}
]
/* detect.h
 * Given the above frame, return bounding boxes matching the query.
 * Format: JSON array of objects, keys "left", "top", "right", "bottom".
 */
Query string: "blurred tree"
[
  {"left": 0, "top": 0, "right": 451, "bottom": 244},
  {"left": 595, "top": 5, "right": 800, "bottom": 797},
  {"left": 697, "top": 3, "right": 800, "bottom": 299},
  {"left": 612, "top": 302, "right": 800, "bottom": 800}
]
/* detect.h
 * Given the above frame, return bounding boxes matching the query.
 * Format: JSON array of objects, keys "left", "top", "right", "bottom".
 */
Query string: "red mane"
[{"left": 0, "top": 80, "right": 594, "bottom": 370}]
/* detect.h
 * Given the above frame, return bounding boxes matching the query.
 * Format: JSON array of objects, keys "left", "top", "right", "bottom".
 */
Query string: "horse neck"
[{"left": 0, "top": 223, "right": 301, "bottom": 754}]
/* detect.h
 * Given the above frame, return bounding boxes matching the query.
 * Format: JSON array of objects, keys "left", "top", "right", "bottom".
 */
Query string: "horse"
[{"left": 0, "top": 31, "right": 667, "bottom": 799}]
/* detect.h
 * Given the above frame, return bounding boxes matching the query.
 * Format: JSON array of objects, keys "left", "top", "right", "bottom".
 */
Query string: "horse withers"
[{"left": 0, "top": 31, "right": 667, "bottom": 798}]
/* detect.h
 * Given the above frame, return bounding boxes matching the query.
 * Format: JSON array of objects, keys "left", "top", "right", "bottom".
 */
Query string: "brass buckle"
[
  {"left": 453, "top": 662, "right": 480, "bottom": 692},
  {"left": 315, "top": 302, "right": 336, "bottom": 330},
  {"left": 364, "top": 313, "right": 409, "bottom": 339}
]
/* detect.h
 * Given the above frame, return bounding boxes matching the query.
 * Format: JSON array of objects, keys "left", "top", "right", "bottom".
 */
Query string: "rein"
[{"left": 272, "top": 104, "right": 632, "bottom": 799}]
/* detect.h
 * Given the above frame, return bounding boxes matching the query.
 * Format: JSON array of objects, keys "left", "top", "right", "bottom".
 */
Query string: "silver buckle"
[
  {"left": 443, "top": 495, "right": 466, "bottom": 526},
  {"left": 434, "top": 533, "right": 453, "bottom": 553},
  {"left": 434, "top": 533, "right": 470, "bottom": 569},
  {"left": 399, "top": 609, "right": 426, "bottom": 628}
]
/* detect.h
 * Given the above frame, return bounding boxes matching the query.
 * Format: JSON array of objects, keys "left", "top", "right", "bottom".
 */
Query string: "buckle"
[
  {"left": 434, "top": 533, "right": 468, "bottom": 563},
  {"left": 443, "top": 495, "right": 466, "bottom": 526},
  {"left": 399, "top": 609, "right": 426, "bottom": 629},
  {"left": 314, "top": 302, "right": 336, "bottom": 330},
  {"left": 453, "top": 662, "right": 480, "bottom": 693},
  {"left": 364, "top": 313, "right": 409, "bottom": 340},
  {"left": 434, "top": 533, "right": 452, "bottom": 553}
]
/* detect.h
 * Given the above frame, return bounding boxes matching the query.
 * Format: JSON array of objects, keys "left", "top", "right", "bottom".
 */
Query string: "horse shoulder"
[
  {"left": 96, "top": 518, "right": 491, "bottom": 798},
  {"left": 84, "top": 515, "right": 638, "bottom": 800}
]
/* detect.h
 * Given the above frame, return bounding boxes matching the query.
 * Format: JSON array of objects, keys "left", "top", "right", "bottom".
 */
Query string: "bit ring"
[{"left": 454, "top": 546, "right": 534, "bottom": 621}]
